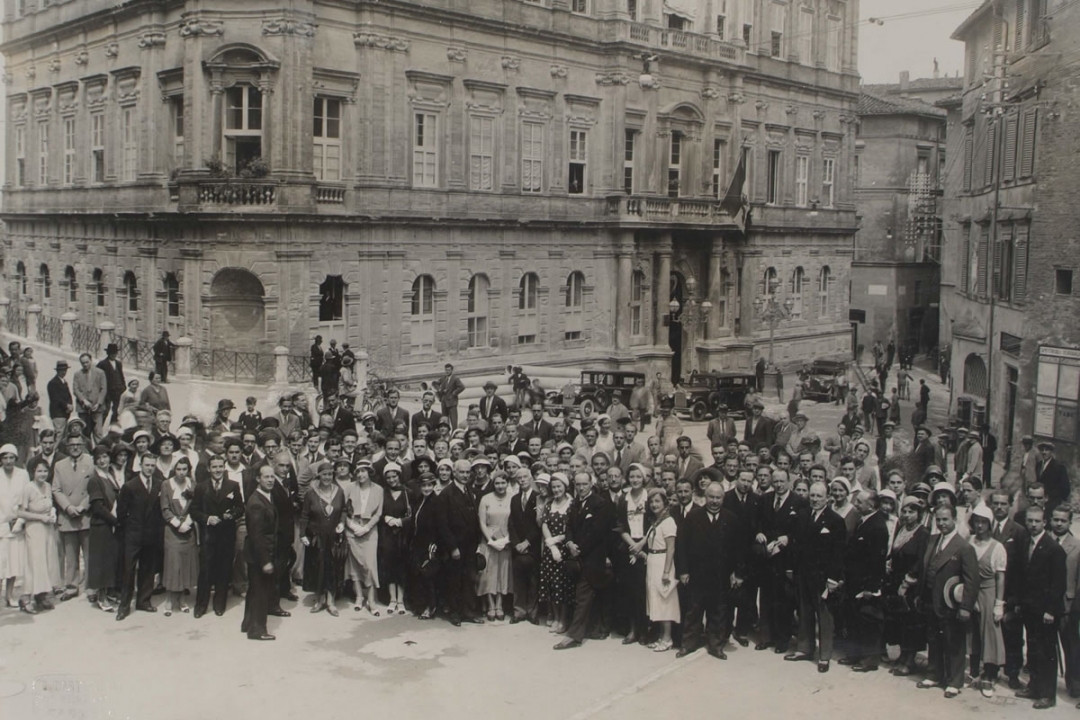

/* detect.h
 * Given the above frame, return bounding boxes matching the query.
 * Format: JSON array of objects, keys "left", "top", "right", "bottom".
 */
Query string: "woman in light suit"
[{"left": 344, "top": 462, "right": 384, "bottom": 616}]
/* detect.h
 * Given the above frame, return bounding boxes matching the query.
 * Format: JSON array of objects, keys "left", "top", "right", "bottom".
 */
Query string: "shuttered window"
[
  {"left": 1019, "top": 108, "right": 1037, "bottom": 178},
  {"left": 1015, "top": 0, "right": 1025, "bottom": 49},
  {"left": 1013, "top": 225, "right": 1030, "bottom": 301},
  {"left": 983, "top": 122, "right": 997, "bottom": 188},
  {"left": 1003, "top": 113, "right": 1018, "bottom": 181},
  {"left": 960, "top": 223, "right": 972, "bottom": 293},
  {"left": 963, "top": 127, "right": 974, "bottom": 192},
  {"left": 977, "top": 224, "right": 990, "bottom": 297},
  {"left": 992, "top": 226, "right": 1005, "bottom": 299}
]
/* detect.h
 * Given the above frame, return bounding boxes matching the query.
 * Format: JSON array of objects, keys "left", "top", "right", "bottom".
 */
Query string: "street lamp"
[
  {"left": 668, "top": 276, "right": 713, "bottom": 376},
  {"left": 753, "top": 288, "right": 795, "bottom": 369}
]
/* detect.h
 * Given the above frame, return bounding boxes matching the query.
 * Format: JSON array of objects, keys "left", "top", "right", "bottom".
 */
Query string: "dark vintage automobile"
[
  {"left": 801, "top": 359, "right": 849, "bottom": 401},
  {"left": 673, "top": 371, "right": 758, "bottom": 422},
  {"left": 547, "top": 370, "right": 646, "bottom": 418}
]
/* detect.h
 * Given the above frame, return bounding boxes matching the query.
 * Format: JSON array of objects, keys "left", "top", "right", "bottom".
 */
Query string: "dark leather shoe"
[
  {"left": 1008, "top": 677, "right": 1025, "bottom": 690},
  {"left": 621, "top": 633, "right": 638, "bottom": 645},
  {"left": 283, "top": 591, "right": 299, "bottom": 602},
  {"left": 135, "top": 604, "right": 157, "bottom": 613},
  {"left": 838, "top": 657, "right": 860, "bottom": 666},
  {"left": 755, "top": 641, "right": 773, "bottom": 651},
  {"left": 1015, "top": 688, "right": 1037, "bottom": 699},
  {"left": 115, "top": 607, "right": 129, "bottom": 621},
  {"left": 818, "top": 661, "right": 830, "bottom": 673},
  {"left": 707, "top": 648, "right": 727, "bottom": 660},
  {"left": 553, "top": 639, "right": 581, "bottom": 650},
  {"left": 676, "top": 647, "right": 698, "bottom": 658},
  {"left": 449, "top": 618, "right": 462, "bottom": 627},
  {"left": 733, "top": 634, "right": 749, "bottom": 647},
  {"left": 891, "top": 665, "right": 915, "bottom": 677},
  {"left": 773, "top": 644, "right": 789, "bottom": 654},
  {"left": 248, "top": 633, "right": 276, "bottom": 641},
  {"left": 463, "top": 616, "right": 485, "bottom": 624},
  {"left": 268, "top": 609, "right": 291, "bottom": 617},
  {"left": 193, "top": 609, "right": 205, "bottom": 619},
  {"left": 510, "top": 616, "right": 523, "bottom": 625},
  {"left": 1033, "top": 699, "right": 1055, "bottom": 710},
  {"left": 215, "top": 610, "right": 225, "bottom": 617},
  {"left": 784, "top": 653, "right": 813, "bottom": 662},
  {"left": 853, "top": 663, "right": 878, "bottom": 673}
]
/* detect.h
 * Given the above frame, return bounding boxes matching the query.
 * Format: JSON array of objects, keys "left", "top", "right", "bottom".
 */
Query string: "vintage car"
[
  {"left": 801, "top": 359, "right": 849, "bottom": 401},
  {"left": 547, "top": 370, "right": 646, "bottom": 418},
  {"left": 673, "top": 371, "right": 758, "bottom": 422}
]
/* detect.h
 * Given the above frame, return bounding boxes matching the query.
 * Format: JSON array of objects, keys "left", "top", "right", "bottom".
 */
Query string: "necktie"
[
  {"left": 774, "top": 496, "right": 781, "bottom": 511},
  {"left": 709, "top": 513, "right": 716, "bottom": 524},
  {"left": 1029, "top": 539, "right": 1037, "bottom": 560},
  {"left": 144, "top": 478, "right": 151, "bottom": 493},
  {"left": 615, "top": 450, "right": 622, "bottom": 466},
  {"left": 213, "top": 481, "right": 221, "bottom": 494},
  {"left": 994, "top": 521, "right": 1002, "bottom": 537}
]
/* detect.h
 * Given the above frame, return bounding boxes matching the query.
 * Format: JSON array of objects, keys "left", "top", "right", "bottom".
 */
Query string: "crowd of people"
[{"left": 0, "top": 341, "right": 1076, "bottom": 709}]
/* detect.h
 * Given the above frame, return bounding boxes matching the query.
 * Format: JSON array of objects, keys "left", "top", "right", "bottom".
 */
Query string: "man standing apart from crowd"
[
  {"left": 434, "top": 363, "right": 465, "bottom": 430},
  {"left": 153, "top": 331, "right": 176, "bottom": 383},
  {"left": 72, "top": 353, "right": 108, "bottom": 440}
]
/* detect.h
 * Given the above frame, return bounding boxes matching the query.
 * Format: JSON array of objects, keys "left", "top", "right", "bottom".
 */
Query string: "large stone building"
[
  {"left": 1, "top": 0, "right": 858, "bottom": 383},
  {"left": 941, "top": 0, "right": 1080, "bottom": 482},
  {"left": 850, "top": 89, "right": 945, "bottom": 356}
]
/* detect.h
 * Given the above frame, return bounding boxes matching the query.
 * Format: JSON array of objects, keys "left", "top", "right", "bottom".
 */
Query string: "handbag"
[{"left": 419, "top": 543, "right": 441, "bottom": 579}]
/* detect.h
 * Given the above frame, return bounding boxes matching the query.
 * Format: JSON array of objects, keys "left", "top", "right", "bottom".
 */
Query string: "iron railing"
[
  {"left": 6, "top": 305, "right": 27, "bottom": 337},
  {"left": 71, "top": 321, "right": 102, "bottom": 356},
  {"left": 287, "top": 355, "right": 311, "bottom": 384},
  {"left": 38, "top": 315, "right": 63, "bottom": 347}
]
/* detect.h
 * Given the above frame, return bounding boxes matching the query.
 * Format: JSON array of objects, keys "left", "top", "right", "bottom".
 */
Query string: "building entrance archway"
[{"left": 208, "top": 268, "right": 266, "bottom": 351}]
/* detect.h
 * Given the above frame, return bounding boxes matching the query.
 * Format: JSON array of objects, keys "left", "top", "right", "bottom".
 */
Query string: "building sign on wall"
[
  {"left": 1036, "top": 346, "right": 1080, "bottom": 442},
  {"left": 867, "top": 285, "right": 888, "bottom": 296}
]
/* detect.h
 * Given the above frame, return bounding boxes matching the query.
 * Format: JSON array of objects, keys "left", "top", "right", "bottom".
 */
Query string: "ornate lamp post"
[{"left": 753, "top": 283, "right": 795, "bottom": 398}]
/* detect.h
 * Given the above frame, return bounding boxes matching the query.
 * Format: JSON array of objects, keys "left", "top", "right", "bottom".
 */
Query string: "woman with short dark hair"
[
  {"left": 159, "top": 456, "right": 197, "bottom": 615},
  {"left": 301, "top": 461, "right": 346, "bottom": 616}
]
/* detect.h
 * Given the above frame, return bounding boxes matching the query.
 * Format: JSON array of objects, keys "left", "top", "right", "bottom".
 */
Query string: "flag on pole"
[{"left": 720, "top": 150, "right": 750, "bottom": 231}]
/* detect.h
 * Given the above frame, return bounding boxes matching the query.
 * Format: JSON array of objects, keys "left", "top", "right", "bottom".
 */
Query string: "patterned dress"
[{"left": 539, "top": 501, "right": 573, "bottom": 604}]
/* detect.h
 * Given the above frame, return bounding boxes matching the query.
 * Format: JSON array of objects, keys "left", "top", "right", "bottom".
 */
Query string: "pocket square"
[
  {"left": 820, "top": 528, "right": 831, "bottom": 534},
  {"left": 585, "top": 513, "right": 593, "bottom": 520}
]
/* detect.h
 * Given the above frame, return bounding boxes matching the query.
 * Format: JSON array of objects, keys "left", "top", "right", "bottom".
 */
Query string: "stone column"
[
  {"left": 60, "top": 312, "right": 77, "bottom": 352},
  {"left": 97, "top": 321, "right": 116, "bottom": 356},
  {"left": 354, "top": 350, "right": 369, "bottom": 395},
  {"left": 615, "top": 231, "right": 635, "bottom": 351},
  {"left": 654, "top": 234, "right": 673, "bottom": 345},
  {"left": 274, "top": 346, "right": 289, "bottom": 387},
  {"left": 0, "top": 297, "right": 9, "bottom": 335},
  {"left": 706, "top": 237, "right": 724, "bottom": 340},
  {"left": 174, "top": 336, "right": 194, "bottom": 379},
  {"left": 26, "top": 305, "right": 42, "bottom": 342}
]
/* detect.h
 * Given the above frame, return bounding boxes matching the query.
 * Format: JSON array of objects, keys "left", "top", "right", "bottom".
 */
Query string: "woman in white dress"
[
  {"left": 644, "top": 488, "right": 680, "bottom": 652},
  {"left": 477, "top": 474, "right": 513, "bottom": 620},
  {"left": 17, "top": 457, "right": 61, "bottom": 613},
  {"left": 0, "top": 444, "right": 29, "bottom": 608},
  {"left": 344, "top": 463, "right": 383, "bottom": 615},
  {"left": 967, "top": 504, "right": 1007, "bottom": 698}
]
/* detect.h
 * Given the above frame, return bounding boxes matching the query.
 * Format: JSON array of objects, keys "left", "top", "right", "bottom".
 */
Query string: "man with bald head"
[
  {"left": 437, "top": 459, "right": 483, "bottom": 626},
  {"left": 756, "top": 469, "right": 808, "bottom": 654},
  {"left": 786, "top": 482, "right": 846, "bottom": 672},
  {"left": 841, "top": 489, "right": 890, "bottom": 672},
  {"left": 675, "top": 482, "right": 747, "bottom": 659}
]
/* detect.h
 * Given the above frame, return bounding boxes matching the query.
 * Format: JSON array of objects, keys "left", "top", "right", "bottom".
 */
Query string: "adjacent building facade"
[
  {"left": 942, "top": 0, "right": 1080, "bottom": 482},
  {"left": 850, "top": 89, "right": 945, "bottom": 356},
  {"left": 1, "top": 0, "right": 858, "bottom": 383}
]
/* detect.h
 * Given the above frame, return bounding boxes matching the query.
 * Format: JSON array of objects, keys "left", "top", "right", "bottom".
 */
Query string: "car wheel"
[
  {"left": 691, "top": 401, "right": 708, "bottom": 422},
  {"left": 579, "top": 398, "right": 596, "bottom": 418},
  {"left": 546, "top": 391, "right": 563, "bottom": 417}
]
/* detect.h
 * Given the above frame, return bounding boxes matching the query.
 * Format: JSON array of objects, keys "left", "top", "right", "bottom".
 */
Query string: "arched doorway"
[
  {"left": 668, "top": 272, "right": 686, "bottom": 384},
  {"left": 963, "top": 353, "right": 988, "bottom": 397},
  {"left": 209, "top": 268, "right": 266, "bottom": 350}
]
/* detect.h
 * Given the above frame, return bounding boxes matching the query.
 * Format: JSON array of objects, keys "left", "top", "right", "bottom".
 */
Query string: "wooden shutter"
[
  {"left": 963, "top": 128, "right": 974, "bottom": 191},
  {"left": 977, "top": 225, "right": 990, "bottom": 297},
  {"left": 1003, "top": 113, "right": 1018, "bottom": 181},
  {"left": 961, "top": 224, "right": 971, "bottom": 292},
  {"left": 1013, "top": 225, "right": 1029, "bottom": 300},
  {"left": 983, "top": 122, "right": 997, "bottom": 188},
  {"left": 992, "top": 231, "right": 1004, "bottom": 298},
  {"left": 994, "top": 13, "right": 1003, "bottom": 50},
  {"left": 1015, "top": 0, "right": 1025, "bottom": 49},
  {"left": 1019, "top": 108, "right": 1037, "bottom": 177}
]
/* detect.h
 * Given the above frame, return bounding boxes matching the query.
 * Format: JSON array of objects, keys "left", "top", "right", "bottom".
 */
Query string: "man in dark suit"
[
  {"left": 743, "top": 399, "right": 772, "bottom": 450},
  {"left": 840, "top": 489, "right": 890, "bottom": 672},
  {"left": 190, "top": 455, "right": 244, "bottom": 618},
  {"left": 96, "top": 343, "right": 126, "bottom": 424},
  {"left": 268, "top": 451, "right": 299, "bottom": 609},
  {"left": 674, "top": 436, "right": 705, "bottom": 481},
  {"left": 785, "top": 482, "right": 847, "bottom": 672},
  {"left": 1036, "top": 441, "right": 1071, "bottom": 513},
  {"left": 115, "top": 456, "right": 164, "bottom": 620},
  {"left": 756, "top": 469, "right": 808, "bottom": 654},
  {"left": 676, "top": 482, "right": 747, "bottom": 659},
  {"left": 375, "top": 388, "right": 410, "bottom": 438},
  {"left": 989, "top": 490, "right": 1030, "bottom": 688},
  {"left": 433, "top": 363, "right": 465, "bottom": 429},
  {"left": 478, "top": 381, "right": 509, "bottom": 425},
  {"left": 902, "top": 504, "right": 978, "bottom": 698},
  {"left": 1012, "top": 506, "right": 1067, "bottom": 709},
  {"left": 522, "top": 401, "right": 554, "bottom": 444},
  {"left": 437, "top": 459, "right": 483, "bottom": 626},
  {"left": 554, "top": 473, "right": 615, "bottom": 650},
  {"left": 706, "top": 404, "right": 738, "bottom": 448},
  {"left": 509, "top": 468, "right": 541, "bottom": 624},
  {"left": 723, "top": 469, "right": 761, "bottom": 646},
  {"left": 242, "top": 464, "right": 278, "bottom": 641},
  {"left": 411, "top": 390, "right": 443, "bottom": 441},
  {"left": 47, "top": 360, "right": 74, "bottom": 434}
]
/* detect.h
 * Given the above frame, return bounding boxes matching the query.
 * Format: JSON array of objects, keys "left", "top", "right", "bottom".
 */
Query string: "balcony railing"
[
  {"left": 315, "top": 184, "right": 346, "bottom": 204},
  {"left": 196, "top": 180, "right": 277, "bottom": 207},
  {"left": 606, "top": 195, "right": 737, "bottom": 226},
  {"left": 607, "top": 21, "right": 743, "bottom": 63}
]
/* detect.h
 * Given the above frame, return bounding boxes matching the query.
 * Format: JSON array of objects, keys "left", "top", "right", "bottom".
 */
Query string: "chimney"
[{"left": 899, "top": 71, "right": 910, "bottom": 90}]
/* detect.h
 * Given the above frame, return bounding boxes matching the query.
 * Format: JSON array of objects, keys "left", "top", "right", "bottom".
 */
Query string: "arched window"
[
  {"left": 763, "top": 267, "right": 778, "bottom": 300},
  {"left": 15, "top": 262, "right": 26, "bottom": 296},
  {"left": 518, "top": 272, "right": 539, "bottom": 345},
  {"left": 818, "top": 266, "right": 831, "bottom": 317},
  {"left": 164, "top": 273, "right": 181, "bottom": 318},
  {"left": 565, "top": 271, "right": 585, "bottom": 341},
  {"left": 789, "top": 267, "right": 804, "bottom": 319},
  {"left": 963, "top": 354, "right": 988, "bottom": 397},
  {"left": 318, "top": 275, "right": 345, "bottom": 323},
  {"left": 39, "top": 264, "right": 51, "bottom": 301},
  {"left": 630, "top": 270, "right": 646, "bottom": 337},
  {"left": 123, "top": 271, "right": 138, "bottom": 313},
  {"left": 411, "top": 275, "right": 435, "bottom": 351},
  {"left": 92, "top": 268, "right": 106, "bottom": 308},
  {"left": 467, "top": 274, "right": 490, "bottom": 348},
  {"left": 64, "top": 266, "right": 77, "bottom": 304}
]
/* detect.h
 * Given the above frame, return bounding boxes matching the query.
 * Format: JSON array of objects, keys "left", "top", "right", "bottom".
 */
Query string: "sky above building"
[{"left": 858, "top": 0, "right": 978, "bottom": 84}]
